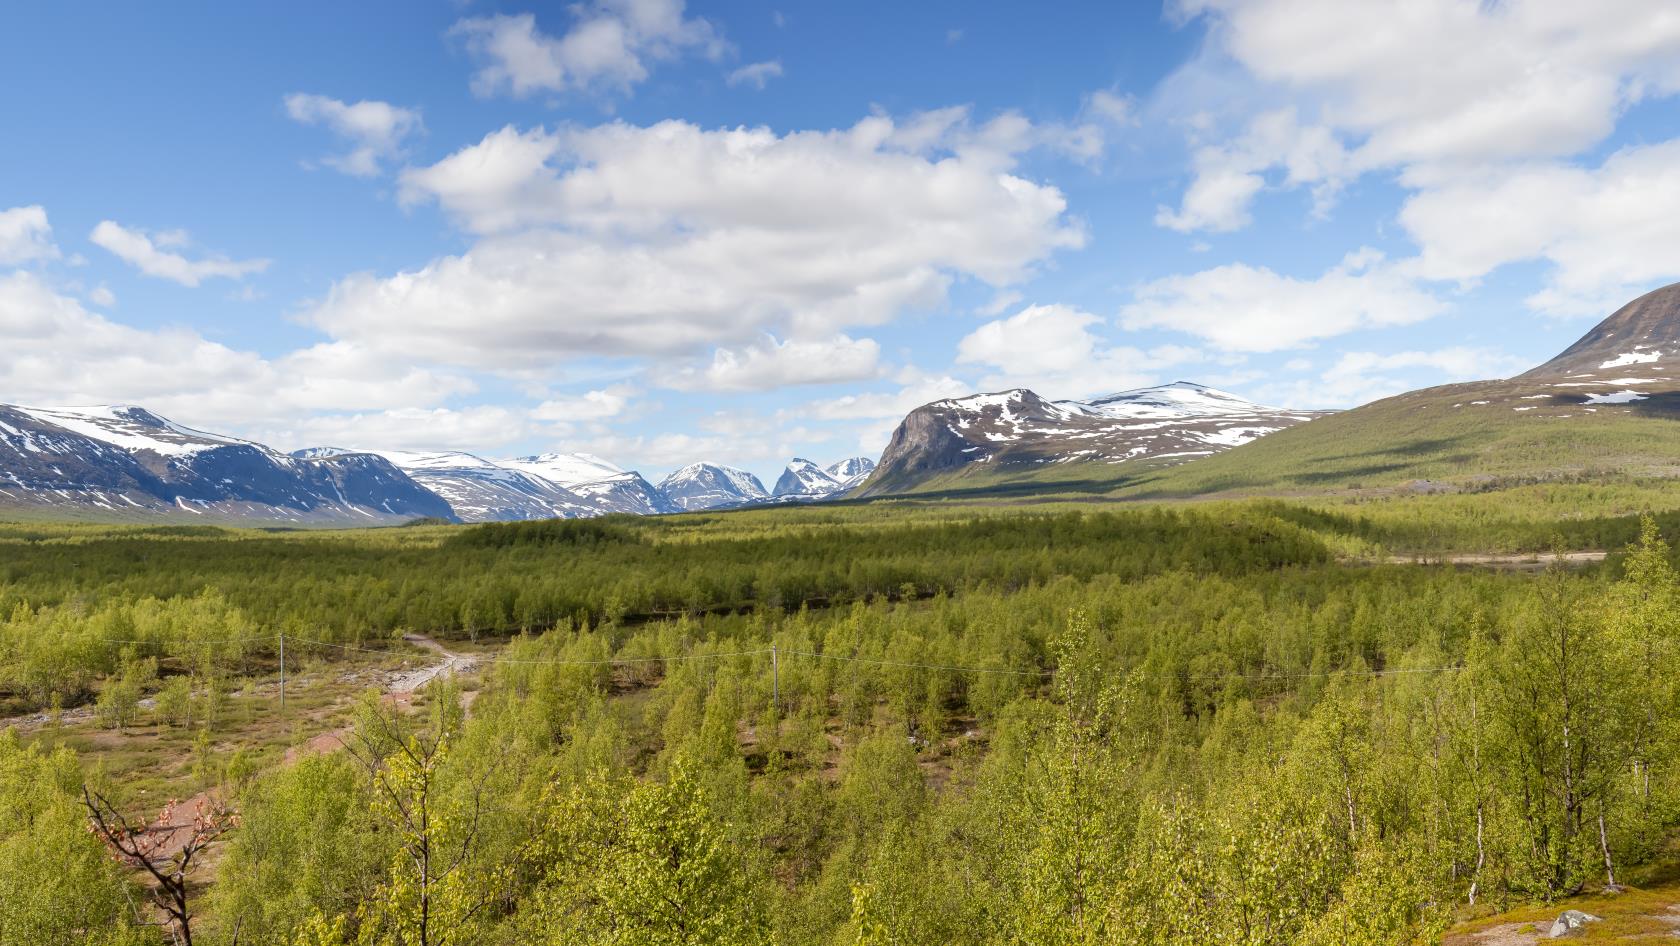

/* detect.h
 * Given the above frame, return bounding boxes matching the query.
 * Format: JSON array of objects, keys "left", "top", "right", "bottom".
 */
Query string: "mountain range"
[
  {"left": 0, "top": 403, "right": 878, "bottom": 524},
  {"left": 15, "top": 279, "right": 1672, "bottom": 524}
]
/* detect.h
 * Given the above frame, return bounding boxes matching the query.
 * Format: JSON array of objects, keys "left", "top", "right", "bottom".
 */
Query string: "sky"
[{"left": 4, "top": 1, "right": 1680, "bottom": 486}]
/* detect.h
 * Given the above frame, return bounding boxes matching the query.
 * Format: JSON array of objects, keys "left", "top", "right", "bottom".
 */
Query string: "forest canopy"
[{"left": 3, "top": 499, "right": 1678, "bottom": 945}]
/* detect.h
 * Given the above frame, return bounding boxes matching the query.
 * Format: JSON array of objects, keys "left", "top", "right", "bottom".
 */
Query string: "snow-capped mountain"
[
  {"left": 772, "top": 456, "right": 876, "bottom": 500},
  {"left": 500, "top": 453, "right": 678, "bottom": 515},
  {"left": 0, "top": 405, "right": 452, "bottom": 523},
  {"left": 825, "top": 457, "right": 875, "bottom": 490},
  {"left": 296, "top": 448, "right": 597, "bottom": 522},
  {"left": 855, "top": 382, "right": 1327, "bottom": 496},
  {"left": 657, "top": 462, "right": 769, "bottom": 511}
]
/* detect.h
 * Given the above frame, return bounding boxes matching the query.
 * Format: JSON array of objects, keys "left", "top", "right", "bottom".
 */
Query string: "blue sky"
[{"left": 4, "top": 1, "right": 1680, "bottom": 485}]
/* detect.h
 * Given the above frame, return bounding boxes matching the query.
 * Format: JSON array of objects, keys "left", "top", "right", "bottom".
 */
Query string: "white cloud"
[
  {"left": 1160, "top": 0, "right": 1680, "bottom": 232},
  {"left": 0, "top": 272, "right": 473, "bottom": 434},
  {"left": 671, "top": 335, "right": 881, "bottom": 392},
  {"left": 0, "top": 205, "right": 58, "bottom": 265},
  {"left": 957, "top": 303, "right": 1197, "bottom": 398},
  {"left": 1120, "top": 249, "right": 1444, "bottom": 352},
  {"left": 1255, "top": 347, "right": 1529, "bottom": 409},
  {"left": 1156, "top": 108, "right": 1349, "bottom": 232},
  {"left": 802, "top": 375, "right": 974, "bottom": 422},
  {"left": 1399, "top": 138, "right": 1680, "bottom": 315},
  {"left": 1084, "top": 89, "right": 1134, "bottom": 126},
  {"left": 89, "top": 221, "right": 268, "bottom": 287},
  {"left": 726, "top": 59, "right": 782, "bottom": 89},
  {"left": 450, "top": 1, "right": 726, "bottom": 100},
  {"left": 87, "top": 285, "right": 115, "bottom": 307},
  {"left": 531, "top": 387, "right": 632, "bottom": 422},
  {"left": 254, "top": 406, "right": 525, "bottom": 455},
  {"left": 321, "top": 115, "right": 1082, "bottom": 373},
  {"left": 284, "top": 93, "right": 422, "bottom": 177},
  {"left": 795, "top": 374, "right": 975, "bottom": 456},
  {"left": 978, "top": 289, "right": 1023, "bottom": 316}
]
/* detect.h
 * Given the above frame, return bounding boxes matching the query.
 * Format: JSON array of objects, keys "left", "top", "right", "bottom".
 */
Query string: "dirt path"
[
  {"left": 145, "top": 634, "right": 476, "bottom": 857},
  {"left": 1383, "top": 550, "right": 1607, "bottom": 570}
]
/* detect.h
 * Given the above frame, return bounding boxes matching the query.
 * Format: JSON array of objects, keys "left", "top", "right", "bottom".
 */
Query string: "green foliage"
[
  {"left": 524, "top": 761, "right": 766, "bottom": 946},
  {"left": 210, "top": 754, "right": 385, "bottom": 945},
  {"left": 0, "top": 732, "right": 143, "bottom": 946},
  {"left": 14, "top": 501, "right": 1680, "bottom": 944}
]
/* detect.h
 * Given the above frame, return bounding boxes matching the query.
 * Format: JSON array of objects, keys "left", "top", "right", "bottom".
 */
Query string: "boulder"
[{"left": 1547, "top": 909, "right": 1600, "bottom": 938}]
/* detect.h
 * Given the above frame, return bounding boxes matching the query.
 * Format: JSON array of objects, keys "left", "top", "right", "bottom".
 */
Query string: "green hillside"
[{"left": 1125, "top": 381, "right": 1680, "bottom": 498}]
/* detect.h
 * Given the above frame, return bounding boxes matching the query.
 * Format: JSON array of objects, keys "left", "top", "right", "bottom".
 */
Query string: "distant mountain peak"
[
  {"left": 658, "top": 461, "right": 768, "bottom": 511},
  {"left": 771, "top": 456, "right": 875, "bottom": 500},
  {"left": 1518, "top": 280, "right": 1680, "bottom": 384},
  {"left": 0, "top": 404, "right": 452, "bottom": 523},
  {"left": 855, "top": 381, "right": 1326, "bottom": 497}
]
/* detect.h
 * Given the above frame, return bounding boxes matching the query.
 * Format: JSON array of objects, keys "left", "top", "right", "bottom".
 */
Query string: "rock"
[{"left": 1547, "top": 909, "right": 1600, "bottom": 938}]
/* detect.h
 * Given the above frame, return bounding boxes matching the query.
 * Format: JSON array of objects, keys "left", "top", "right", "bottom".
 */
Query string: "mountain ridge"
[
  {"left": 1116, "top": 281, "right": 1680, "bottom": 499},
  {"left": 854, "top": 382, "right": 1327, "bottom": 497}
]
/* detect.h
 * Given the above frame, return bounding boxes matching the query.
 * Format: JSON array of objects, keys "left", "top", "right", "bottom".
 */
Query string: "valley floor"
[{"left": 8, "top": 492, "right": 1680, "bottom": 945}]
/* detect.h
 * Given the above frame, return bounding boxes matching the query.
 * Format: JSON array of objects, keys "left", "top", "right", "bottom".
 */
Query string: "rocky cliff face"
[{"left": 855, "top": 383, "right": 1327, "bottom": 497}]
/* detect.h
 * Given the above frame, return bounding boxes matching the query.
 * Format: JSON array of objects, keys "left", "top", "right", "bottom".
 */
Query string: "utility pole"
[
  {"left": 278, "top": 633, "right": 286, "bottom": 712},
  {"left": 771, "top": 643, "right": 779, "bottom": 715}
]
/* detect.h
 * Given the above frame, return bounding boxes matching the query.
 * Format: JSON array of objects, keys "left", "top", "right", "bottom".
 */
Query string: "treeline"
[
  {"left": 0, "top": 507, "right": 1329, "bottom": 711},
  {"left": 1259, "top": 495, "right": 1680, "bottom": 557}
]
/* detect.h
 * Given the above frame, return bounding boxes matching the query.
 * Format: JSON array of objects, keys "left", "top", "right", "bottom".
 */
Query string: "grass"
[
  {"left": 1443, "top": 883, "right": 1680, "bottom": 944},
  {"left": 16, "top": 645, "right": 417, "bottom": 818}
]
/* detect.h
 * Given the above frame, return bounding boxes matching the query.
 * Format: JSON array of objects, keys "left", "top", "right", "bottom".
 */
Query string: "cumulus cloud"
[
  {"left": 0, "top": 271, "right": 474, "bottom": 434},
  {"left": 320, "top": 115, "right": 1082, "bottom": 372},
  {"left": 284, "top": 93, "right": 422, "bottom": 177},
  {"left": 251, "top": 406, "right": 526, "bottom": 455},
  {"left": 1158, "top": 0, "right": 1680, "bottom": 232},
  {"left": 89, "top": 221, "right": 268, "bottom": 287},
  {"left": 1120, "top": 249, "right": 1445, "bottom": 352},
  {"left": 959, "top": 303, "right": 1203, "bottom": 397},
  {"left": 670, "top": 335, "right": 881, "bottom": 392},
  {"left": 726, "top": 59, "right": 782, "bottom": 89},
  {"left": 1156, "top": 108, "right": 1349, "bottom": 232},
  {"left": 530, "top": 387, "right": 633, "bottom": 422},
  {"left": 794, "top": 374, "right": 975, "bottom": 456},
  {"left": 450, "top": 1, "right": 727, "bottom": 100},
  {"left": 1400, "top": 138, "right": 1680, "bottom": 315},
  {"left": 802, "top": 375, "right": 974, "bottom": 422},
  {"left": 0, "top": 205, "right": 59, "bottom": 265},
  {"left": 1255, "top": 347, "right": 1530, "bottom": 409}
]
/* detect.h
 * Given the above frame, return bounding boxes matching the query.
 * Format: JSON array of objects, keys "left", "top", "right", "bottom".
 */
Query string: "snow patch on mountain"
[
  {"left": 1600, "top": 351, "right": 1662, "bottom": 369},
  {"left": 1583, "top": 390, "right": 1648, "bottom": 405},
  {"left": 14, "top": 404, "right": 251, "bottom": 458},
  {"left": 658, "top": 462, "right": 769, "bottom": 511},
  {"left": 500, "top": 453, "right": 624, "bottom": 487},
  {"left": 857, "top": 382, "right": 1328, "bottom": 497}
]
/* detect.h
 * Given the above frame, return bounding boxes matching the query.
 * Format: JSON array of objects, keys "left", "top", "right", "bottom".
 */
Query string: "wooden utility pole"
[
  {"left": 278, "top": 633, "right": 285, "bottom": 711},
  {"left": 771, "top": 643, "right": 779, "bottom": 714}
]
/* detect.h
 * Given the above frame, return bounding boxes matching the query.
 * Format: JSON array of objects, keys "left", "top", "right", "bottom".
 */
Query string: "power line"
[{"left": 94, "top": 634, "right": 279, "bottom": 646}]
